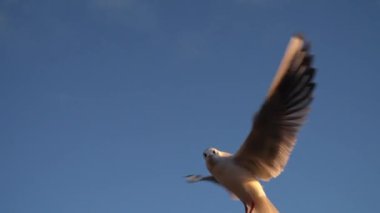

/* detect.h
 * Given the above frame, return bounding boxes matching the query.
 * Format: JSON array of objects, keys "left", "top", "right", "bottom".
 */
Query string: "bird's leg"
[
  {"left": 247, "top": 201, "right": 255, "bottom": 213},
  {"left": 243, "top": 202, "right": 248, "bottom": 213},
  {"left": 242, "top": 201, "right": 255, "bottom": 213}
]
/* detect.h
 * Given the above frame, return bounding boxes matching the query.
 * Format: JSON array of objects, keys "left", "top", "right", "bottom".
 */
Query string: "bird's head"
[{"left": 203, "top": 147, "right": 220, "bottom": 160}]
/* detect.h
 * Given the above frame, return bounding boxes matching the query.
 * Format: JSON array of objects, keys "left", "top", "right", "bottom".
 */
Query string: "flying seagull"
[{"left": 186, "top": 35, "right": 316, "bottom": 213}]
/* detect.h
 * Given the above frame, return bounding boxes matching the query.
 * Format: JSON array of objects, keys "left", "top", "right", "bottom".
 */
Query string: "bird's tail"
[{"left": 254, "top": 196, "right": 279, "bottom": 213}]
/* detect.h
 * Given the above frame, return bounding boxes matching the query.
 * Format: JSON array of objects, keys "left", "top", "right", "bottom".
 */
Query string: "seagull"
[{"left": 186, "top": 35, "right": 316, "bottom": 213}]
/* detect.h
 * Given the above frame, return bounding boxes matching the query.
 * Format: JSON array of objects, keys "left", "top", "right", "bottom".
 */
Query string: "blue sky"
[{"left": 1, "top": 0, "right": 380, "bottom": 212}]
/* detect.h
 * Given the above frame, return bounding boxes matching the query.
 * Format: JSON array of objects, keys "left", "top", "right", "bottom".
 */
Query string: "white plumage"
[{"left": 186, "top": 35, "right": 316, "bottom": 213}]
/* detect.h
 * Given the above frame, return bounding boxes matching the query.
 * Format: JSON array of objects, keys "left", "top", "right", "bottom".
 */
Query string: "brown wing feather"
[{"left": 234, "top": 36, "right": 316, "bottom": 181}]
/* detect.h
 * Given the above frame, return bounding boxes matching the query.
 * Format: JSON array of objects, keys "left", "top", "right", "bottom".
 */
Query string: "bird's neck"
[{"left": 206, "top": 155, "right": 231, "bottom": 173}]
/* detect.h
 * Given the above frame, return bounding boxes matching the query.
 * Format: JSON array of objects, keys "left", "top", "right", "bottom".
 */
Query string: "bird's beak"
[{"left": 203, "top": 153, "right": 208, "bottom": 159}]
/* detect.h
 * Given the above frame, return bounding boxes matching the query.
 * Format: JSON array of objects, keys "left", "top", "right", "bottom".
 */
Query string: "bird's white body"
[
  {"left": 208, "top": 156, "right": 265, "bottom": 203},
  {"left": 205, "top": 148, "right": 278, "bottom": 213}
]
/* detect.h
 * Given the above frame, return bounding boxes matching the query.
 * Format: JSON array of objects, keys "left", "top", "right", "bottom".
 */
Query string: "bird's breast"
[{"left": 208, "top": 157, "right": 266, "bottom": 203}]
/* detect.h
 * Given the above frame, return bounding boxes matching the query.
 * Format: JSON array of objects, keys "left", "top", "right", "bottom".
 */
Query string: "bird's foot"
[{"left": 245, "top": 201, "right": 255, "bottom": 213}]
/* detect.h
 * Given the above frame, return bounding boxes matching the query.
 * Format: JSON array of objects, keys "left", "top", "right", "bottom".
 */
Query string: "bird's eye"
[
  {"left": 203, "top": 153, "right": 207, "bottom": 158},
  {"left": 212, "top": 150, "right": 216, "bottom": 154}
]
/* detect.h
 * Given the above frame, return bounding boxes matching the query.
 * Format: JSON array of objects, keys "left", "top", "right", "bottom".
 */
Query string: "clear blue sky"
[{"left": 1, "top": 0, "right": 379, "bottom": 212}]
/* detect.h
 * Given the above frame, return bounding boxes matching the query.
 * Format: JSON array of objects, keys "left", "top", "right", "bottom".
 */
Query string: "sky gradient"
[{"left": 1, "top": 0, "right": 380, "bottom": 212}]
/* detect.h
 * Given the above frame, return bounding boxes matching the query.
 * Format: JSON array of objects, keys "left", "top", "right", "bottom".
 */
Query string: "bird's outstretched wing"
[
  {"left": 185, "top": 175, "right": 218, "bottom": 184},
  {"left": 185, "top": 175, "right": 239, "bottom": 200},
  {"left": 233, "top": 35, "right": 316, "bottom": 181}
]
